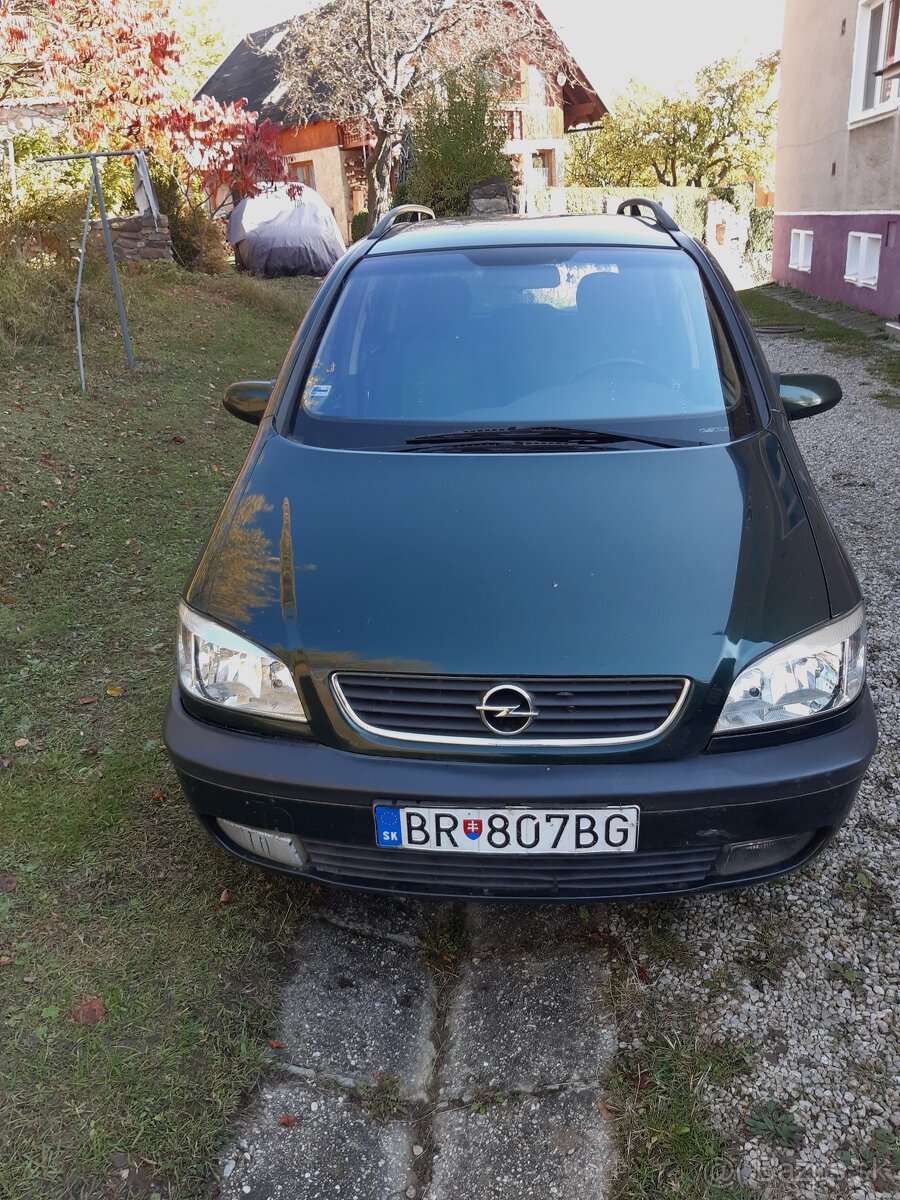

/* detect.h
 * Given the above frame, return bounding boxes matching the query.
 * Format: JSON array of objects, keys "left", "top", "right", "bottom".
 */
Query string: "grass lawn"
[
  {"left": 1, "top": 267, "right": 892, "bottom": 1200},
  {"left": 0, "top": 262, "right": 320, "bottom": 1199},
  {"left": 737, "top": 283, "right": 870, "bottom": 346},
  {"left": 738, "top": 282, "right": 900, "bottom": 407}
]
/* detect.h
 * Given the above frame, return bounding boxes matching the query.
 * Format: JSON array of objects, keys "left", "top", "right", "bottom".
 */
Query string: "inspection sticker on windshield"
[
  {"left": 373, "top": 805, "right": 639, "bottom": 854},
  {"left": 307, "top": 384, "right": 332, "bottom": 400}
]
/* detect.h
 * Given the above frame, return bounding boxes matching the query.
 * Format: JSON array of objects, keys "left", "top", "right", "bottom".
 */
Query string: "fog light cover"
[
  {"left": 716, "top": 832, "right": 813, "bottom": 877},
  {"left": 217, "top": 819, "right": 308, "bottom": 868}
]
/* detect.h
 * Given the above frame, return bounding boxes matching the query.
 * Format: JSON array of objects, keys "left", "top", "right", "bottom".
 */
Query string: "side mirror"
[
  {"left": 223, "top": 380, "right": 274, "bottom": 426},
  {"left": 778, "top": 373, "right": 842, "bottom": 421}
]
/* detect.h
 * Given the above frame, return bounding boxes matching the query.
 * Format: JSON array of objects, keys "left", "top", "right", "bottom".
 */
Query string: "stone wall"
[
  {"left": 468, "top": 179, "right": 513, "bottom": 215},
  {"left": 90, "top": 214, "right": 173, "bottom": 263}
]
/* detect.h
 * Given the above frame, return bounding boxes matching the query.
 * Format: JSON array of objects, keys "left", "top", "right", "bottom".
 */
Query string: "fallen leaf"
[
  {"left": 71, "top": 996, "right": 107, "bottom": 1026},
  {"left": 219, "top": 889, "right": 230, "bottom": 904},
  {"left": 105, "top": 685, "right": 124, "bottom": 697},
  {"left": 171, "top": 435, "right": 185, "bottom": 445},
  {"left": 1, "top": 595, "right": 13, "bottom": 605},
  {"left": 78, "top": 695, "right": 98, "bottom": 705},
  {"left": 278, "top": 1113, "right": 295, "bottom": 1127},
  {"left": 0, "top": 758, "right": 10, "bottom": 769},
  {"left": 0, "top": 956, "right": 12, "bottom": 966},
  {"left": 0, "top": 875, "right": 17, "bottom": 893},
  {"left": 636, "top": 965, "right": 651, "bottom": 984},
  {"left": 267, "top": 1038, "right": 286, "bottom": 1049},
  {"left": 151, "top": 789, "right": 167, "bottom": 801},
  {"left": 597, "top": 1099, "right": 614, "bottom": 1121},
  {"left": 23, "top": 973, "right": 35, "bottom": 983},
  {"left": 14, "top": 737, "right": 29, "bottom": 749},
  {"left": 81, "top": 745, "right": 99, "bottom": 757}
]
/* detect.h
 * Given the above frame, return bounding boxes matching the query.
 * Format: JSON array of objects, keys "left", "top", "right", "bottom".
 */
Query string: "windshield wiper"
[{"left": 403, "top": 425, "right": 700, "bottom": 450}]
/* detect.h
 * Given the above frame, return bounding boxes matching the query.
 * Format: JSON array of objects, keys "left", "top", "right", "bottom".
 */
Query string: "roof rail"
[
  {"left": 615, "top": 197, "right": 680, "bottom": 233},
  {"left": 368, "top": 204, "right": 436, "bottom": 240}
]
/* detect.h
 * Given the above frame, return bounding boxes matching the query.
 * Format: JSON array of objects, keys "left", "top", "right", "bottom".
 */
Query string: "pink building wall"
[{"left": 773, "top": 212, "right": 900, "bottom": 321}]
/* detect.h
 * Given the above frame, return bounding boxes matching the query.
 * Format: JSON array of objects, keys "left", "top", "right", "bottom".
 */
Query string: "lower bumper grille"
[{"left": 303, "top": 839, "right": 717, "bottom": 899}]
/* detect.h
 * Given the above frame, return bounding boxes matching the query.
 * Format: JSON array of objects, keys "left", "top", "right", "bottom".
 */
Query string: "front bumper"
[{"left": 163, "top": 684, "right": 877, "bottom": 901}]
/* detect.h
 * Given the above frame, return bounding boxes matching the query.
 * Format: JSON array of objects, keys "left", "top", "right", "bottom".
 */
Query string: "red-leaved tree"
[
  {"left": 0, "top": 0, "right": 181, "bottom": 139},
  {"left": 157, "top": 96, "right": 297, "bottom": 270},
  {"left": 1, "top": 1, "right": 297, "bottom": 270}
]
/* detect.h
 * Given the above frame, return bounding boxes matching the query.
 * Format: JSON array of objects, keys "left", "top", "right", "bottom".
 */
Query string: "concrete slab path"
[{"left": 216, "top": 895, "right": 616, "bottom": 1200}]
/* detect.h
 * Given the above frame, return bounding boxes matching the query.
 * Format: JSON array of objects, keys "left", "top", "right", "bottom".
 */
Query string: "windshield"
[{"left": 296, "top": 245, "right": 753, "bottom": 447}]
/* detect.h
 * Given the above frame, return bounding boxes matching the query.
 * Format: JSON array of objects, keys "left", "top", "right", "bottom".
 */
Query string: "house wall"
[
  {"left": 501, "top": 61, "right": 568, "bottom": 208},
  {"left": 774, "top": 212, "right": 900, "bottom": 316},
  {"left": 773, "top": 0, "right": 900, "bottom": 315},
  {"left": 277, "top": 129, "right": 353, "bottom": 239},
  {"left": 279, "top": 121, "right": 342, "bottom": 153}
]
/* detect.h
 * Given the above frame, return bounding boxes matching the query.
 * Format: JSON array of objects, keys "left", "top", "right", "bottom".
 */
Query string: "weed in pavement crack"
[{"left": 408, "top": 903, "right": 470, "bottom": 1197}]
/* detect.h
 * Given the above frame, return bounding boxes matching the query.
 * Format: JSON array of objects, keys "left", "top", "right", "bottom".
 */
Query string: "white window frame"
[
  {"left": 845, "top": 231, "right": 882, "bottom": 287},
  {"left": 849, "top": 0, "right": 900, "bottom": 125},
  {"left": 789, "top": 228, "right": 814, "bottom": 272}
]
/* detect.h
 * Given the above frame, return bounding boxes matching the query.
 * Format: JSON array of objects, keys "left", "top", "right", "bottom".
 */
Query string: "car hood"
[{"left": 190, "top": 430, "right": 829, "bottom": 697}]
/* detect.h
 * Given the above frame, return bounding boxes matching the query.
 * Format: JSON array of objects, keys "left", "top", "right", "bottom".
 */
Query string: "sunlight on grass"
[{"left": 0, "top": 261, "right": 318, "bottom": 1198}]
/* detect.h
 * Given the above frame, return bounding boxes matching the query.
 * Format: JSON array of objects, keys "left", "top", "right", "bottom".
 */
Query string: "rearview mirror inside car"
[
  {"left": 223, "top": 380, "right": 274, "bottom": 425},
  {"left": 778, "top": 373, "right": 842, "bottom": 421}
]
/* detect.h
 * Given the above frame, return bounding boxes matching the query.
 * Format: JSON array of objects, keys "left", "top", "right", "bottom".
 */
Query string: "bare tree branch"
[{"left": 269, "top": 0, "right": 574, "bottom": 227}]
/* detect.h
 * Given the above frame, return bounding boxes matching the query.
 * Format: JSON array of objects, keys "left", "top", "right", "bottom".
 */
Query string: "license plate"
[{"left": 373, "top": 805, "right": 639, "bottom": 854}]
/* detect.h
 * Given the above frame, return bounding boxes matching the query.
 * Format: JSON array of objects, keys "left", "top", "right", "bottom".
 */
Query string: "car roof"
[{"left": 367, "top": 213, "right": 678, "bottom": 255}]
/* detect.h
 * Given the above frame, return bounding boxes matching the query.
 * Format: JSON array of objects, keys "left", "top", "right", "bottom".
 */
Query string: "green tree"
[
  {"left": 565, "top": 84, "right": 659, "bottom": 189},
  {"left": 567, "top": 52, "right": 779, "bottom": 190},
  {"left": 402, "top": 68, "right": 512, "bottom": 216},
  {"left": 169, "top": 0, "right": 229, "bottom": 96},
  {"left": 276, "top": 0, "right": 572, "bottom": 229}
]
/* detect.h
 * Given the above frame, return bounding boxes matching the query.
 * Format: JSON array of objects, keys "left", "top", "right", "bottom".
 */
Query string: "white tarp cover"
[
  {"left": 227, "top": 187, "right": 294, "bottom": 244},
  {"left": 228, "top": 185, "right": 346, "bottom": 278},
  {"left": 133, "top": 151, "right": 160, "bottom": 227}
]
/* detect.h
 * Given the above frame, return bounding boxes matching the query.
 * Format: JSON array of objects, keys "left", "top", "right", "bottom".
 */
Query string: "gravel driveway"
[
  {"left": 714, "top": 334, "right": 898, "bottom": 1197},
  {"left": 604, "top": 335, "right": 898, "bottom": 1198},
  {"left": 216, "top": 335, "right": 898, "bottom": 1200}
]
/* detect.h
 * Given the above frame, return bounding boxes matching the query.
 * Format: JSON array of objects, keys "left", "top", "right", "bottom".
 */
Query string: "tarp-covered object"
[
  {"left": 227, "top": 187, "right": 294, "bottom": 245},
  {"left": 229, "top": 185, "right": 346, "bottom": 278}
]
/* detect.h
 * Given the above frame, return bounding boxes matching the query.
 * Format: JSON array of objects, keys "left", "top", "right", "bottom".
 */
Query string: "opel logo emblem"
[{"left": 476, "top": 684, "right": 539, "bottom": 736}]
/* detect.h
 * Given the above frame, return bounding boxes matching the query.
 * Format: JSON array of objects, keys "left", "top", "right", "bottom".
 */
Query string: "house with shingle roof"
[{"left": 199, "top": 6, "right": 606, "bottom": 238}]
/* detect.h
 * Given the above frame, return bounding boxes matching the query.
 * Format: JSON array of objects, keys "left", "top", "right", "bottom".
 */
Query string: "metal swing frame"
[{"left": 35, "top": 148, "right": 153, "bottom": 391}]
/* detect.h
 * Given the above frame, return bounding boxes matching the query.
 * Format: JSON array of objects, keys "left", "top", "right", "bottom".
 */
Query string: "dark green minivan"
[{"left": 163, "top": 201, "right": 877, "bottom": 900}]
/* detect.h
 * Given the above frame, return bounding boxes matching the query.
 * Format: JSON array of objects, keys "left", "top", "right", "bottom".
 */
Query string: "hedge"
[
  {"left": 531, "top": 183, "right": 762, "bottom": 251},
  {"left": 748, "top": 206, "right": 775, "bottom": 256}
]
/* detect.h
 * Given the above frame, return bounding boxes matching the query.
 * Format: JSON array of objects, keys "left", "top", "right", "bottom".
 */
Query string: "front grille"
[
  {"left": 304, "top": 839, "right": 717, "bottom": 899},
  {"left": 332, "top": 673, "right": 688, "bottom": 745}
]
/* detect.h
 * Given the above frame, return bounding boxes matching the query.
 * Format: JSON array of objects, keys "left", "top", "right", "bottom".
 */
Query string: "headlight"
[
  {"left": 714, "top": 607, "right": 866, "bottom": 733},
  {"left": 177, "top": 601, "right": 308, "bottom": 723}
]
